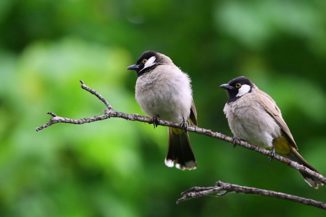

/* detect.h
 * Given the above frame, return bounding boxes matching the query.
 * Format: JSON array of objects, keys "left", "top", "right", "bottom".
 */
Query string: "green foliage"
[{"left": 0, "top": 0, "right": 326, "bottom": 216}]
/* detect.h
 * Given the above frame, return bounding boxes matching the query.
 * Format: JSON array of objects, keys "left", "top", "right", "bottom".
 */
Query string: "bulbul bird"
[
  {"left": 220, "top": 76, "right": 323, "bottom": 188},
  {"left": 128, "top": 51, "right": 197, "bottom": 170}
]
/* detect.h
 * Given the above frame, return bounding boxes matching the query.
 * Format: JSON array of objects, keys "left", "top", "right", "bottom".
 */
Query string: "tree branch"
[
  {"left": 36, "top": 81, "right": 326, "bottom": 210},
  {"left": 177, "top": 180, "right": 326, "bottom": 209},
  {"left": 36, "top": 81, "right": 326, "bottom": 185}
]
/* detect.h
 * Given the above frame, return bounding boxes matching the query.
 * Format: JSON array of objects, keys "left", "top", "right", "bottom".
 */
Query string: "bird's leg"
[
  {"left": 231, "top": 136, "right": 242, "bottom": 148},
  {"left": 150, "top": 115, "right": 160, "bottom": 128},
  {"left": 269, "top": 147, "right": 276, "bottom": 161},
  {"left": 180, "top": 117, "right": 188, "bottom": 132}
]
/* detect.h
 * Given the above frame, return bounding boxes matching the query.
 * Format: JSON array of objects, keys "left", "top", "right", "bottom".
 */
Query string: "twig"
[
  {"left": 36, "top": 81, "right": 326, "bottom": 186},
  {"left": 80, "top": 80, "right": 112, "bottom": 109},
  {"left": 36, "top": 81, "right": 326, "bottom": 209},
  {"left": 177, "top": 180, "right": 326, "bottom": 210}
]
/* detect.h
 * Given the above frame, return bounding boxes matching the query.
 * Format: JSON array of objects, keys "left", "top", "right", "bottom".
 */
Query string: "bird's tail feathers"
[
  {"left": 289, "top": 147, "right": 323, "bottom": 189},
  {"left": 165, "top": 127, "right": 197, "bottom": 170}
]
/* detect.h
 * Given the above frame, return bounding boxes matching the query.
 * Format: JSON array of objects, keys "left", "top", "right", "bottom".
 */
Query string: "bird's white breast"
[
  {"left": 223, "top": 92, "right": 281, "bottom": 148},
  {"left": 135, "top": 65, "right": 193, "bottom": 122}
]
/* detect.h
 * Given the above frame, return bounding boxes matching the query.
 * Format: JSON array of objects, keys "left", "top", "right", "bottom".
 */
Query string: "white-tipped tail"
[{"left": 164, "top": 159, "right": 174, "bottom": 168}]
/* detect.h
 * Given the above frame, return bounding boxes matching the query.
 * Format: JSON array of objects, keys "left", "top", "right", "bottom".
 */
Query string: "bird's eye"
[
  {"left": 141, "top": 59, "right": 147, "bottom": 64},
  {"left": 235, "top": 83, "right": 242, "bottom": 89}
]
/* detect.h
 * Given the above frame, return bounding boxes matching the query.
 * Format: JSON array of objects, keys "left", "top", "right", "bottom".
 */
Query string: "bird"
[
  {"left": 220, "top": 76, "right": 323, "bottom": 188},
  {"left": 127, "top": 50, "right": 197, "bottom": 170}
]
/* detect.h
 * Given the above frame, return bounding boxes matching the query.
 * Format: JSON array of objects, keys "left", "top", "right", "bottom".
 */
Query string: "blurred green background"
[{"left": 1, "top": 0, "right": 326, "bottom": 216}]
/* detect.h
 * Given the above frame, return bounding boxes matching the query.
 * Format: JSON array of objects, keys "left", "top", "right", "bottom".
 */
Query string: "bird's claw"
[
  {"left": 180, "top": 118, "right": 188, "bottom": 132},
  {"left": 151, "top": 115, "right": 160, "bottom": 128},
  {"left": 268, "top": 148, "right": 276, "bottom": 161},
  {"left": 232, "top": 137, "right": 242, "bottom": 148}
]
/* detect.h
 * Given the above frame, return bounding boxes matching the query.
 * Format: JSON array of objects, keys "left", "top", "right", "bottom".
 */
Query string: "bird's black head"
[
  {"left": 127, "top": 50, "right": 169, "bottom": 77},
  {"left": 220, "top": 76, "right": 254, "bottom": 102}
]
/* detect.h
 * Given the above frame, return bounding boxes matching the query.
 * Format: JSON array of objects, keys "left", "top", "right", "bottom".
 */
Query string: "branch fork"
[{"left": 36, "top": 81, "right": 326, "bottom": 210}]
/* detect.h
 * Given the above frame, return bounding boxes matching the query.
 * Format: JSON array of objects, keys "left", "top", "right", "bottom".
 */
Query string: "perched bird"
[
  {"left": 128, "top": 51, "right": 197, "bottom": 170},
  {"left": 220, "top": 76, "right": 323, "bottom": 188}
]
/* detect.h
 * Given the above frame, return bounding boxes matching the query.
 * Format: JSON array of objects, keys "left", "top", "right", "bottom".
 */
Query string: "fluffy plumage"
[
  {"left": 221, "top": 76, "right": 323, "bottom": 188},
  {"left": 128, "top": 51, "right": 197, "bottom": 170}
]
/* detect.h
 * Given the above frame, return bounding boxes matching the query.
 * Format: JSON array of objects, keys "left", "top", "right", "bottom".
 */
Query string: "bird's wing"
[
  {"left": 189, "top": 100, "right": 198, "bottom": 126},
  {"left": 256, "top": 87, "right": 298, "bottom": 150}
]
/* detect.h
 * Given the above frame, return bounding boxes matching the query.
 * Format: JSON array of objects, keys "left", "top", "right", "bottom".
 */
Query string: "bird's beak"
[
  {"left": 219, "top": 83, "right": 233, "bottom": 90},
  {"left": 127, "top": 64, "right": 140, "bottom": 71}
]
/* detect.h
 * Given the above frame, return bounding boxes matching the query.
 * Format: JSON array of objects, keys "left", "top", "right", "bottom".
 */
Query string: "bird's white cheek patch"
[
  {"left": 236, "top": 84, "right": 251, "bottom": 97},
  {"left": 144, "top": 56, "right": 156, "bottom": 69}
]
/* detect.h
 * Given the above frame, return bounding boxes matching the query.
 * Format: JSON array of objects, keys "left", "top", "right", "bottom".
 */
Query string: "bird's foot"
[
  {"left": 150, "top": 115, "right": 160, "bottom": 128},
  {"left": 268, "top": 148, "right": 276, "bottom": 161},
  {"left": 180, "top": 118, "right": 188, "bottom": 132},
  {"left": 231, "top": 136, "right": 242, "bottom": 148}
]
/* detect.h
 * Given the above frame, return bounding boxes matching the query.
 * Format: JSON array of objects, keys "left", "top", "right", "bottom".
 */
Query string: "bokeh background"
[{"left": 1, "top": 0, "right": 326, "bottom": 216}]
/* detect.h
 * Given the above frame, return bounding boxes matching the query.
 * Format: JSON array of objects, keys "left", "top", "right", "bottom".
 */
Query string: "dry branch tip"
[{"left": 47, "top": 112, "right": 57, "bottom": 117}]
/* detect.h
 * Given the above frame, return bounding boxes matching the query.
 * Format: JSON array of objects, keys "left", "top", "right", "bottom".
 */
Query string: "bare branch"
[
  {"left": 80, "top": 80, "right": 112, "bottom": 109},
  {"left": 36, "top": 81, "right": 326, "bottom": 186},
  {"left": 36, "top": 81, "right": 326, "bottom": 210},
  {"left": 177, "top": 180, "right": 326, "bottom": 209}
]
